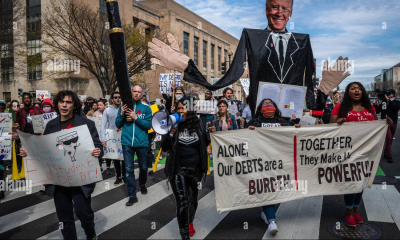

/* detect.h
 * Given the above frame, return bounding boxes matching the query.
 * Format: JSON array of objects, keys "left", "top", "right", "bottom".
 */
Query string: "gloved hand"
[
  {"left": 148, "top": 33, "right": 190, "bottom": 72},
  {"left": 319, "top": 56, "right": 351, "bottom": 95}
]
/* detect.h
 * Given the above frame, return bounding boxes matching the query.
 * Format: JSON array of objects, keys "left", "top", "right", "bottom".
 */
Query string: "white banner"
[
  {"left": 159, "top": 73, "right": 181, "bottom": 94},
  {"left": 240, "top": 78, "right": 250, "bottom": 96},
  {"left": 32, "top": 112, "right": 58, "bottom": 134},
  {"left": 210, "top": 121, "right": 387, "bottom": 213},
  {"left": 36, "top": 90, "right": 51, "bottom": 100},
  {"left": 0, "top": 113, "right": 12, "bottom": 160},
  {"left": 103, "top": 129, "right": 124, "bottom": 160},
  {"left": 19, "top": 125, "right": 103, "bottom": 187}
]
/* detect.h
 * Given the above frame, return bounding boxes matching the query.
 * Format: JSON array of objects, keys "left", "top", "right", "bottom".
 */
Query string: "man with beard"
[
  {"left": 14, "top": 93, "right": 42, "bottom": 134},
  {"left": 100, "top": 91, "right": 126, "bottom": 184}
]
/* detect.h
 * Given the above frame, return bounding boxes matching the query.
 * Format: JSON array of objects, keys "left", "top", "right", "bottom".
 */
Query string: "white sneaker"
[
  {"left": 268, "top": 221, "right": 278, "bottom": 236},
  {"left": 261, "top": 211, "right": 269, "bottom": 225}
]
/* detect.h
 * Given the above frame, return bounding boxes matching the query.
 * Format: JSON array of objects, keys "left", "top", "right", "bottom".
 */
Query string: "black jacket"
[
  {"left": 43, "top": 114, "right": 103, "bottom": 198},
  {"left": 161, "top": 120, "right": 210, "bottom": 179},
  {"left": 183, "top": 28, "right": 326, "bottom": 116},
  {"left": 375, "top": 100, "right": 400, "bottom": 122}
]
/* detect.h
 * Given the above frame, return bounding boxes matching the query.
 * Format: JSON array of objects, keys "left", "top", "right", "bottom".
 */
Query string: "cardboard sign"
[
  {"left": 19, "top": 125, "right": 103, "bottom": 187},
  {"left": 0, "top": 113, "right": 12, "bottom": 160},
  {"left": 159, "top": 73, "right": 181, "bottom": 94},
  {"left": 31, "top": 112, "right": 59, "bottom": 134},
  {"left": 36, "top": 90, "right": 51, "bottom": 100},
  {"left": 103, "top": 129, "right": 124, "bottom": 160}
]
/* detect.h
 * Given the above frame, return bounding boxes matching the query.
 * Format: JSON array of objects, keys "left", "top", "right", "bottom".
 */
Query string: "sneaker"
[
  {"left": 261, "top": 211, "right": 269, "bottom": 225},
  {"left": 189, "top": 222, "right": 195, "bottom": 237},
  {"left": 345, "top": 215, "right": 357, "bottom": 227},
  {"left": 114, "top": 178, "right": 122, "bottom": 186},
  {"left": 267, "top": 221, "right": 278, "bottom": 235},
  {"left": 354, "top": 213, "right": 363, "bottom": 224},
  {"left": 126, "top": 197, "right": 138, "bottom": 206},
  {"left": 106, "top": 169, "right": 112, "bottom": 175},
  {"left": 141, "top": 186, "right": 148, "bottom": 195},
  {"left": 148, "top": 170, "right": 154, "bottom": 175},
  {"left": 39, "top": 186, "right": 46, "bottom": 194}
]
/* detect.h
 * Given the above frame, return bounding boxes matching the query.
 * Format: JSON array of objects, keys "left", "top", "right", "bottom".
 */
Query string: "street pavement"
[{"left": 1, "top": 123, "right": 400, "bottom": 239}]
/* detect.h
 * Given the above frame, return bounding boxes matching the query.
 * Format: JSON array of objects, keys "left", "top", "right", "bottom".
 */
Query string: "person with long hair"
[
  {"left": 330, "top": 82, "right": 392, "bottom": 227},
  {"left": 161, "top": 97, "right": 210, "bottom": 240},
  {"left": 247, "top": 98, "right": 299, "bottom": 236},
  {"left": 208, "top": 100, "right": 238, "bottom": 132}
]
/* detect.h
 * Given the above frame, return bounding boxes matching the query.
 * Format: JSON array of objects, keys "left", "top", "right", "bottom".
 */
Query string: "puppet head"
[{"left": 266, "top": 0, "right": 293, "bottom": 32}]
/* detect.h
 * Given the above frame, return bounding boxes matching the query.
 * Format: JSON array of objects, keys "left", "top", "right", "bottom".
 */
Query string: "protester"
[
  {"left": 115, "top": 85, "right": 152, "bottom": 206},
  {"left": 323, "top": 90, "right": 341, "bottom": 124},
  {"left": 34, "top": 102, "right": 41, "bottom": 109},
  {"left": 163, "top": 84, "right": 186, "bottom": 114},
  {"left": 101, "top": 92, "right": 126, "bottom": 184},
  {"left": 83, "top": 96, "right": 94, "bottom": 114},
  {"left": 330, "top": 82, "right": 393, "bottom": 227},
  {"left": 0, "top": 102, "right": 7, "bottom": 112},
  {"left": 373, "top": 89, "right": 400, "bottom": 163},
  {"left": 161, "top": 96, "right": 210, "bottom": 239},
  {"left": 86, "top": 101, "right": 98, "bottom": 117},
  {"left": 6, "top": 102, "right": 11, "bottom": 111},
  {"left": 10, "top": 100, "right": 19, "bottom": 123},
  {"left": 241, "top": 97, "right": 252, "bottom": 128},
  {"left": 41, "top": 98, "right": 54, "bottom": 113},
  {"left": 15, "top": 93, "right": 42, "bottom": 133},
  {"left": 247, "top": 98, "right": 300, "bottom": 236},
  {"left": 19, "top": 103, "right": 24, "bottom": 109},
  {"left": 209, "top": 100, "right": 238, "bottom": 132}
]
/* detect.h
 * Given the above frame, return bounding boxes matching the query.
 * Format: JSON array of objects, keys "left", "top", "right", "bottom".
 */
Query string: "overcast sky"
[{"left": 175, "top": 0, "right": 400, "bottom": 89}]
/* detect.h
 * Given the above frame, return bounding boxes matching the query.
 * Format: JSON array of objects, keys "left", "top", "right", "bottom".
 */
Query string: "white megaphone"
[{"left": 151, "top": 111, "right": 183, "bottom": 135}]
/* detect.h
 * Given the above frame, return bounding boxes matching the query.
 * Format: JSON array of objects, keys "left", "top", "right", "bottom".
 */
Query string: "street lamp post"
[{"left": 227, "top": 48, "right": 233, "bottom": 67}]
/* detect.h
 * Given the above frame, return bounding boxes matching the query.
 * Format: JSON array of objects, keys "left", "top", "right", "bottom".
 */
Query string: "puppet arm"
[
  {"left": 319, "top": 56, "right": 351, "bottom": 95},
  {"left": 148, "top": 33, "right": 190, "bottom": 72}
]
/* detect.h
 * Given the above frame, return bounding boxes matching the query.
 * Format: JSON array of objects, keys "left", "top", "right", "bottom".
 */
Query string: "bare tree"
[{"left": 41, "top": 0, "right": 160, "bottom": 96}]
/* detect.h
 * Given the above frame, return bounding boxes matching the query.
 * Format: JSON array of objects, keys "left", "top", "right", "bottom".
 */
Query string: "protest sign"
[
  {"left": 78, "top": 95, "right": 87, "bottom": 101},
  {"left": 87, "top": 116, "right": 102, "bottom": 135},
  {"left": 159, "top": 73, "right": 181, "bottom": 94},
  {"left": 210, "top": 121, "right": 387, "bottom": 213},
  {"left": 211, "top": 78, "right": 232, "bottom": 97},
  {"left": 196, "top": 100, "right": 217, "bottom": 114},
  {"left": 36, "top": 90, "right": 51, "bottom": 100},
  {"left": 31, "top": 112, "right": 58, "bottom": 134},
  {"left": 300, "top": 115, "right": 316, "bottom": 126},
  {"left": 0, "top": 113, "right": 12, "bottom": 160},
  {"left": 103, "top": 129, "right": 124, "bottom": 160},
  {"left": 240, "top": 78, "right": 250, "bottom": 96},
  {"left": 19, "top": 125, "right": 102, "bottom": 187},
  {"left": 257, "top": 82, "right": 306, "bottom": 118}
]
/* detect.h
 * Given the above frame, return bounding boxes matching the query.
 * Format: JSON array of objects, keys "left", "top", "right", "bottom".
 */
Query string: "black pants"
[
  {"left": 113, "top": 160, "right": 126, "bottom": 179},
  {"left": 169, "top": 167, "right": 199, "bottom": 239},
  {"left": 54, "top": 186, "right": 96, "bottom": 240},
  {"left": 147, "top": 133, "right": 156, "bottom": 168},
  {"left": 98, "top": 158, "right": 111, "bottom": 169}
]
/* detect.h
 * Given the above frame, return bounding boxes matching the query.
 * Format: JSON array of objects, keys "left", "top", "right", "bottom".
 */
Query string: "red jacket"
[{"left": 16, "top": 107, "right": 42, "bottom": 132}]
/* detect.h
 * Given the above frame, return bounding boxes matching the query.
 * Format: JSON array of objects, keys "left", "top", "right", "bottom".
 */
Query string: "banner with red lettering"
[
  {"left": 210, "top": 121, "right": 387, "bottom": 213},
  {"left": 18, "top": 125, "right": 103, "bottom": 187}
]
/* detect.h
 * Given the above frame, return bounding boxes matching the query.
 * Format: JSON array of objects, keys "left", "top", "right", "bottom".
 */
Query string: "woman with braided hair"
[{"left": 208, "top": 100, "right": 238, "bottom": 132}]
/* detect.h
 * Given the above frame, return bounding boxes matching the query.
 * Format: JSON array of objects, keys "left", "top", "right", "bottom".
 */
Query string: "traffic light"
[
  {"left": 221, "top": 62, "right": 227, "bottom": 75},
  {"left": 18, "top": 88, "right": 23, "bottom": 96}
]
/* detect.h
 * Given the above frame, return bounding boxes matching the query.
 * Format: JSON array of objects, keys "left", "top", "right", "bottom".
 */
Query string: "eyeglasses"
[{"left": 113, "top": 96, "right": 121, "bottom": 99}]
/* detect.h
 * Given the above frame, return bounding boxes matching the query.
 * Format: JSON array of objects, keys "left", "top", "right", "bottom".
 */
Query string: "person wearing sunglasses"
[
  {"left": 247, "top": 98, "right": 300, "bottom": 236},
  {"left": 100, "top": 91, "right": 126, "bottom": 185}
]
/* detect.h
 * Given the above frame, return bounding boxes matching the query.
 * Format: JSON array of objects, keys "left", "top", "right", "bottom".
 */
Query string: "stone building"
[
  {"left": 0, "top": 0, "right": 246, "bottom": 103},
  {"left": 374, "top": 63, "right": 400, "bottom": 97}
]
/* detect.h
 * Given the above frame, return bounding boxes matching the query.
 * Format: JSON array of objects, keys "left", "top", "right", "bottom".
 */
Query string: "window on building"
[
  {"left": 224, "top": 49, "right": 227, "bottom": 61},
  {"left": 194, "top": 37, "right": 199, "bottom": 67},
  {"left": 27, "top": 0, "right": 42, "bottom": 80},
  {"left": 183, "top": 32, "right": 189, "bottom": 56},
  {"left": 3, "top": 92, "right": 11, "bottom": 103},
  {"left": 211, "top": 44, "right": 215, "bottom": 78},
  {"left": 203, "top": 41, "right": 207, "bottom": 75},
  {"left": 100, "top": 0, "right": 107, "bottom": 20},
  {"left": 218, "top": 47, "right": 221, "bottom": 77},
  {"left": 1, "top": 43, "right": 14, "bottom": 82},
  {"left": 0, "top": 1, "right": 14, "bottom": 82}
]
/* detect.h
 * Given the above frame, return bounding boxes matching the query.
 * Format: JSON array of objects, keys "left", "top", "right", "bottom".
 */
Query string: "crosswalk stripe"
[
  {"left": 2, "top": 176, "right": 44, "bottom": 203},
  {"left": 38, "top": 174, "right": 172, "bottom": 239},
  {"left": 148, "top": 190, "right": 229, "bottom": 239},
  {"left": 0, "top": 166, "right": 164, "bottom": 235},
  {"left": 363, "top": 184, "right": 394, "bottom": 223},
  {"left": 375, "top": 185, "right": 400, "bottom": 230},
  {"left": 262, "top": 196, "right": 323, "bottom": 239}
]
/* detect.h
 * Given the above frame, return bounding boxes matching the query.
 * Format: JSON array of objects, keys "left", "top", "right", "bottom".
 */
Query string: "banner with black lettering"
[{"left": 210, "top": 121, "right": 387, "bottom": 213}]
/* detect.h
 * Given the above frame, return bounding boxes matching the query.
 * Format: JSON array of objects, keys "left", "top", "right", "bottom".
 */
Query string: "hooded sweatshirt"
[{"left": 100, "top": 104, "right": 120, "bottom": 142}]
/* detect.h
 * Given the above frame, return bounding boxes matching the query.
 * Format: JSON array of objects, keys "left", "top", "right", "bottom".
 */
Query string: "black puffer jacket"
[{"left": 161, "top": 119, "right": 210, "bottom": 180}]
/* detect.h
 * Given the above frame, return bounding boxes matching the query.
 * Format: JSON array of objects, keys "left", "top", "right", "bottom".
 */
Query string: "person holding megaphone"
[{"left": 160, "top": 97, "right": 210, "bottom": 240}]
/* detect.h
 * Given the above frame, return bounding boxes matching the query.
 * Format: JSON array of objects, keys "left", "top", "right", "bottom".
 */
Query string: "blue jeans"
[
  {"left": 122, "top": 146, "right": 148, "bottom": 198},
  {"left": 262, "top": 205, "right": 276, "bottom": 222},
  {"left": 344, "top": 191, "right": 363, "bottom": 209}
]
